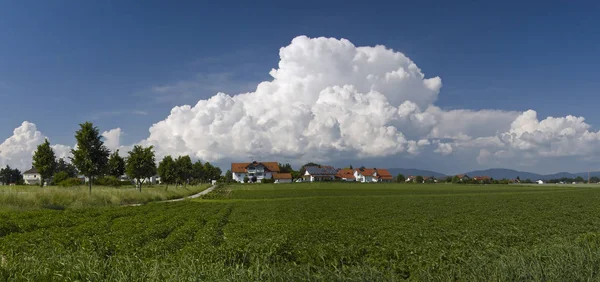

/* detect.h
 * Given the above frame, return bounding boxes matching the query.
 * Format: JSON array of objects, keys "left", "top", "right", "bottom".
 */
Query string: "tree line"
[{"left": 30, "top": 122, "right": 222, "bottom": 193}]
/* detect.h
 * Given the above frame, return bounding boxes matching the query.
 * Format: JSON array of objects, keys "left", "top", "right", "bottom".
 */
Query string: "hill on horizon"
[{"left": 386, "top": 168, "right": 600, "bottom": 181}]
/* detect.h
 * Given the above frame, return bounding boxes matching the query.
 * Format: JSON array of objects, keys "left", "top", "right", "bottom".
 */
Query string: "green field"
[
  {"left": 2, "top": 183, "right": 600, "bottom": 281},
  {"left": 0, "top": 184, "right": 209, "bottom": 212}
]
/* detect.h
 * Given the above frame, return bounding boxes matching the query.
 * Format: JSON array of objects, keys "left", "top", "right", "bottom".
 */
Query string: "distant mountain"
[
  {"left": 463, "top": 168, "right": 600, "bottom": 180},
  {"left": 386, "top": 167, "right": 600, "bottom": 181},
  {"left": 388, "top": 168, "right": 447, "bottom": 179},
  {"left": 464, "top": 169, "right": 542, "bottom": 180}
]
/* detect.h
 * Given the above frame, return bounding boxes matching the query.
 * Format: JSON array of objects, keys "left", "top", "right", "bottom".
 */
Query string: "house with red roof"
[
  {"left": 354, "top": 167, "right": 394, "bottom": 183},
  {"left": 231, "top": 161, "right": 280, "bottom": 183}
]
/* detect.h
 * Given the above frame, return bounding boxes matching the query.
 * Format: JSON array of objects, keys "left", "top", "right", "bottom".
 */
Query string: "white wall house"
[
  {"left": 231, "top": 161, "right": 280, "bottom": 183},
  {"left": 303, "top": 166, "right": 337, "bottom": 182},
  {"left": 537, "top": 180, "right": 544, "bottom": 184},
  {"left": 354, "top": 168, "right": 394, "bottom": 183},
  {"left": 23, "top": 167, "right": 43, "bottom": 185}
]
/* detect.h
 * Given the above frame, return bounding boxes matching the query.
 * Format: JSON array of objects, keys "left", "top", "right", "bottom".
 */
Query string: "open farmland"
[
  {"left": 2, "top": 183, "right": 600, "bottom": 281},
  {"left": 0, "top": 184, "right": 209, "bottom": 212}
]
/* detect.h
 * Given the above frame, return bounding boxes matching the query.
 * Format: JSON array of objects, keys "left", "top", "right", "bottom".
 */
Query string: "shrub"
[
  {"left": 58, "top": 178, "right": 84, "bottom": 187},
  {"left": 243, "top": 176, "right": 250, "bottom": 183},
  {"left": 261, "top": 178, "right": 275, "bottom": 184},
  {"left": 94, "top": 176, "right": 122, "bottom": 187},
  {"left": 251, "top": 176, "right": 257, "bottom": 183},
  {"left": 52, "top": 171, "right": 70, "bottom": 185}
]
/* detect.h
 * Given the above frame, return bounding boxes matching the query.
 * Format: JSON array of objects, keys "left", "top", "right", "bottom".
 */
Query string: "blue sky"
[{"left": 1, "top": 1, "right": 599, "bottom": 173}]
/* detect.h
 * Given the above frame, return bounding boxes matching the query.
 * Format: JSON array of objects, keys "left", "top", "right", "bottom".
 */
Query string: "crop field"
[
  {"left": 2, "top": 183, "right": 600, "bottom": 281},
  {"left": 0, "top": 184, "right": 209, "bottom": 212}
]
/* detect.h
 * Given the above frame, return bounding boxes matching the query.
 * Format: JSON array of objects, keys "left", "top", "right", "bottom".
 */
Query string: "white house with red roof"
[
  {"left": 231, "top": 161, "right": 280, "bottom": 183},
  {"left": 354, "top": 167, "right": 394, "bottom": 183}
]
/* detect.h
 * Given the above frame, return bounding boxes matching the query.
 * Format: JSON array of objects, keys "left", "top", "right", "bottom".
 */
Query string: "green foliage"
[
  {"left": 3, "top": 183, "right": 600, "bottom": 280},
  {"left": 58, "top": 178, "right": 84, "bottom": 187},
  {"left": 243, "top": 176, "right": 250, "bottom": 183},
  {"left": 396, "top": 173, "right": 405, "bottom": 183},
  {"left": 192, "top": 160, "right": 205, "bottom": 183},
  {"left": 32, "top": 139, "right": 57, "bottom": 187},
  {"left": 125, "top": 145, "right": 157, "bottom": 191},
  {"left": 204, "top": 162, "right": 222, "bottom": 182},
  {"left": 55, "top": 158, "right": 78, "bottom": 178},
  {"left": 94, "top": 176, "right": 121, "bottom": 187},
  {"left": 452, "top": 175, "right": 461, "bottom": 183},
  {"left": 224, "top": 170, "right": 233, "bottom": 183},
  {"left": 174, "top": 155, "right": 193, "bottom": 186},
  {"left": 157, "top": 155, "right": 177, "bottom": 189},
  {"left": 415, "top": 175, "right": 424, "bottom": 183},
  {"left": 71, "top": 122, "right": 110, "bottom": 192},
  {"left": 52, "top": 171, "right": 70, "bottom": 185},
  {"left": 279, "top": 163, "right": 293, "bottom": 173},
  {"left": 106, "top": 150, "right": 125, "bottom": 178},
  {"left": 261, "top": 177, "right": 275, "bottom": 184},
  {"left": 0, "top": 165, "right": 23, "bottom": 185}
]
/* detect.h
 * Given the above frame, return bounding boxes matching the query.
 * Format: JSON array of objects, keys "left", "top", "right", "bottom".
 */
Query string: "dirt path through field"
[{"left": 123, "top": 185, "right": 217, "bottom": 207}]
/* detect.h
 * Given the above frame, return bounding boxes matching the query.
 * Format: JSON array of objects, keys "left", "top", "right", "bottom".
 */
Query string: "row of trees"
[
  {"left": 156, "top": 155, "right": 222, "bottom": 189},
  {"left": 0, "top": 166, "right": 24, "bottom": 185},
  {"left": 31, "top": 122, "right": 223, "bottom": 193}
]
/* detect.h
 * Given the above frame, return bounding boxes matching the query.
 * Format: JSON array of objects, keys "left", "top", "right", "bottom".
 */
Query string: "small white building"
[
  {"left": 231, "top": 161, "right": 280, "bottom": 183},
  {"left": 537, "top": 180, "right": 544, "bottom": 184},
  {"left": 23, "top": 167, "right": 43, "bottom": 185},
  {"left": 273, "top": 173, "right": 292, "bottom": 183}
]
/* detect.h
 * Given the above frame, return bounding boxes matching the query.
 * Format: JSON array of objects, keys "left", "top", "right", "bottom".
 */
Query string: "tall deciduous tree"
[
  {"left": 224, "top": 170, "right": 233, "bottom": 183},
  {"left": 71, "top": 122, "right": 110, "bottom": 193},
  {"left": 107, "top": 150, "right": 126, "bottom": 178},
  {"left": 192, "top": 161, "right": 205, "bottom": 184},
  {"left": 125, "top": 145, "right": 157, "bottom": 192},
  {"left": 157, "top": 155, "right": 176, "bottom": 190},
  {"left": 175, "top": 155, "right": 193, "bottom": 187},
  {"left": 32, "top": 139, "right": 57, "bottom": 187},
  {"left": 55, "top": 158, "right": 78, "bottom": 178}
]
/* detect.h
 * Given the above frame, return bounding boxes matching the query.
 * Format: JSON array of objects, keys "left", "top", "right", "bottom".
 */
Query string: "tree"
[
  {"left": 415, "top": 176, "right": 424, "bottom": 184},
  {"left": 445, "top": 176, "right": 453, "bottom": 183},
  {"left": 575, "top": 176, "right": 585, "bottom": 183},
  {"left": 243, "top": 176, "right": 250, "bottom": 183},
  {"left": 55, "top": 158, "right": 78, "bottom": 178},
  {"left": 125, "top": 145, "right": 157, "bottom": 192},
  {"left": 0, "top": 165, "right": 23, "bottom": 185},
  {"left": 192, "top": 161, "right": 205, "bottom": 184},
  {"left": 32, "top": 139, "right": 57, "bottom": 187},
  {"left": 396, "top": 173, "right": 405, "bottom": 183},
  {"left": 590, "top": 176, "right": 600, "bottom": 183},
  {"left": 53, "top": 171, "right": 69, "bottom": 184},
  {"left": 224, "top": 170, "right": 233, "bottom": 183},
  {"left": 174, "top": 155, "right": 193, "bottom": 187},
  {"left": 203, "top": 162, "right": 221, "bottom": 182},
  {"left": 71, "top": 122, "right": 110, "bottom": 193},
  {"left": 157, "top": 155, "right": 176, "bottom": 190},
  {"left": 279, "top": 163, "right": 293, "bottom": 173},
  {"left": 107, "top": 150, "right": 125, "bottom": 178}
]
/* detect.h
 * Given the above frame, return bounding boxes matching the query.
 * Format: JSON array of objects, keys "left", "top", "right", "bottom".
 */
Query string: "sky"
[{"left": 1, "top": 0, "right": 599, "bottom": 174}]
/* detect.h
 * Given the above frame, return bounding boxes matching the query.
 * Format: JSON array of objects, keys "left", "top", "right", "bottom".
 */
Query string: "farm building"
[
  {"left": 23, "top": 167, "right": 42, "bottom": 185},
  {"left": 273, "top": 173, "right": 292, "bottom": 183},
  {"left": 231, "top": 161, "right": 280, "bottom": 183},
  {"left": 304, "top": 166, "right": 337, "bottom": 182}
]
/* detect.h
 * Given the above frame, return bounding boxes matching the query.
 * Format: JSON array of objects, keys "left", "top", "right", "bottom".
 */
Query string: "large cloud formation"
[{"left": 1, "top": 36, "right": 600, "bottom": 172}]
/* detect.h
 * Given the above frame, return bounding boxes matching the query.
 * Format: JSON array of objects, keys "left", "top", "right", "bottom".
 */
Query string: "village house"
[
  {"left": 405, "top": 175, "right": 416, "bottom": 183},
  {"left": 231, "top": 161, "right": 280, "bottom": 183},
  {"left": 354, "top": 167, "right": 394, "bottom": 183},
  {"left": 335, "top": 169, "right": 356, "bottom": 182},
  {"left": 304, "top": 165, "right": 337, "bottom": 182},
  {"left": 456, "top": 174, "right": 470, "bottom": 182},
  {"left": 23, "top": 167, "right": 42, "bottom": 186},
  {"left": 472, "top": 176, "right": 491, "bottom": 183}
]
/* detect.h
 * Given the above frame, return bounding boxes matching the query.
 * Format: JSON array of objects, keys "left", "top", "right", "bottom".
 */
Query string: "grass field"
[
  {"left": 2, "top": 183, "right": 600, "bottom": 281},
  {"left": 0, "top": 184, "right": 209, "bottom": 212}
]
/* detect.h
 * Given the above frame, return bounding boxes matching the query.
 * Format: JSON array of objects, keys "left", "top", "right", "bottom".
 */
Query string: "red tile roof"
[
  {"left": 273, "top": 173, "right": 292, "bottom": 180},
  {"left": 336, "top": 169, "right": 356, "bottom": 179},
  {"left": 231, "top": 161, "right": 280, "bottom": 173},
  {"left": 376, "top": 169, "right": 393, "bottom": 180}
]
